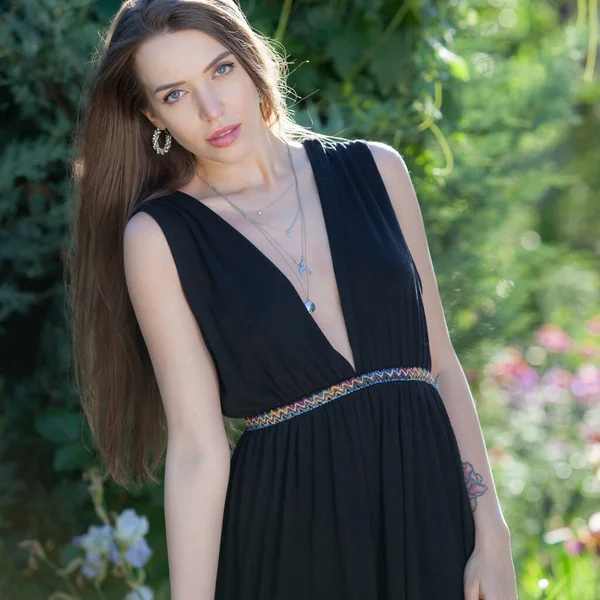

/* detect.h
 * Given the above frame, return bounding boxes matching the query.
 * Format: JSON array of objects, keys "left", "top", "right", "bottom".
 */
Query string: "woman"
[{"left": 66, "top": 0, "right": 518, "bottom": 598}]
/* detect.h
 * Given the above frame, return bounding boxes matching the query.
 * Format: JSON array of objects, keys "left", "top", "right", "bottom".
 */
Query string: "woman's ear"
[{"left": 140, "top": 108, "right": 165, "bottom": 130}]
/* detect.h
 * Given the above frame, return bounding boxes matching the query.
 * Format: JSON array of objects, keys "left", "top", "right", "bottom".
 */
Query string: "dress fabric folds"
[{"left": 129, "top": 137, "right": 476, "bottom": 599}]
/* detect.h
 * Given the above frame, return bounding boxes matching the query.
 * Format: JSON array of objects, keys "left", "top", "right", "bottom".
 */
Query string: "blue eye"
[
  {"left": 163, "top": 89, "right": 184, "bottom": 104},
  {"left": 215, "top": 62, "right": 236, "bottom": 76}
]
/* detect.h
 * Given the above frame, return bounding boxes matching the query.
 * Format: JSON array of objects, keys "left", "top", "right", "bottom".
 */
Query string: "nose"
[{"left": 195, "top": 85, "right": 224, "bottom": 122}]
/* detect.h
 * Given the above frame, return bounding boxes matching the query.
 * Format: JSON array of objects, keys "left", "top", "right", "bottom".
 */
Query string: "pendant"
[
  {"left": 298, "top": 256, "right": 312, "bottom": 276},
  {"left": 257, "top": 210, "right": 262, "bottom": 215},
  {"left": 305, "top": 300, "right": 316, "bottom": 313},
  {"left": 287, "top": 231, "right": 293, "bottom": 238}
]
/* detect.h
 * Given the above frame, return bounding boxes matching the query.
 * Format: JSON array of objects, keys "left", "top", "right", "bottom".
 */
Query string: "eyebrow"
[{"left": 152, "top": 50, "right": 233, "bottom": 95}]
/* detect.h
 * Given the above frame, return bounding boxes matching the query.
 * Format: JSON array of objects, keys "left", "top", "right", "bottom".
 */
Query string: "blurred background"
[{"left": 1, "top": 0, "right": 599, "bottom": 598}]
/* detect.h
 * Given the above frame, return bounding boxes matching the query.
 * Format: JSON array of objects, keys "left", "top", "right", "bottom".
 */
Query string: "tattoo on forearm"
[{"left": 462, "top": 461, "right": 488, "bottom": 513}]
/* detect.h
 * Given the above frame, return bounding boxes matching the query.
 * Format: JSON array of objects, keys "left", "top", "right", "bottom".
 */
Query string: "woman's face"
[{"left": 135, "top": 29, "right": 263, "bottom": 163}]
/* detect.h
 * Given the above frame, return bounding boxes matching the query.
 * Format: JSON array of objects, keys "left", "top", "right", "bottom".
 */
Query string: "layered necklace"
[{"left": 194, "top": 140, "right": 316, "bottom": 313}]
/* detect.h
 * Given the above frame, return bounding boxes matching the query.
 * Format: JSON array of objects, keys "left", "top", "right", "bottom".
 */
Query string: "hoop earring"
[{"left": 152, "top": 127, "right": 172, "bottom": 155}]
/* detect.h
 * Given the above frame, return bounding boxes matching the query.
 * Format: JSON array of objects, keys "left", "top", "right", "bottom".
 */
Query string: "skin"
[{"left": 135, "top": 28, "right": 292, "bottom": 197}]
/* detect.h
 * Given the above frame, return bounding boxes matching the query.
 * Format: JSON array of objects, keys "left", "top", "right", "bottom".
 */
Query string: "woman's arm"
[
  {"left": 124, "top": 212, "right": 231, "bottom": 600},
  {"left": 367, "top": 141, "right": 510, "bottom": 547}
]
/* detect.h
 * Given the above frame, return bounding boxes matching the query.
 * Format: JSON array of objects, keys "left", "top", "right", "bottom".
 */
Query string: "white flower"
[
  {"left": 123, "top": 585, "right": 154, "bottom": 600},
  {"left": 113, "top": 508, "right": 150, "bottom": 547},
  {"left": 80, "top": 524, "right": 114, "bottom": 555}
]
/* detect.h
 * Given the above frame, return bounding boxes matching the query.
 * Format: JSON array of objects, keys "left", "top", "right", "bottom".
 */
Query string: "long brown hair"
[{"left": 65, "top": 0, "right": 341, "bottom": 489}]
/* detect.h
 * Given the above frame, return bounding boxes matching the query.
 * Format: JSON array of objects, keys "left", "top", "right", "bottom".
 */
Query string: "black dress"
[{"left": 129, "top": 138, "right": 475, "bottom": 599}]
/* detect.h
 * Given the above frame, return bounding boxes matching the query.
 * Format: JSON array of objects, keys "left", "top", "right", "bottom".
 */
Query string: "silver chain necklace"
[
  {"left": 254, "top": 179, "right": 295, "bottom": 215},
  {"left": 194, "top": 140, "right": 316, "bottom": 313},
  {"left": 249, "top": 197, "right": 301, "bottom": 238}
]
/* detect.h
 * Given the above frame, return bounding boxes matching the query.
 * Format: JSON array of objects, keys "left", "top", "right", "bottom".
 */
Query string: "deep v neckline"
[{"left": 167, "top": 138, "right": 358, "bottom": 378}]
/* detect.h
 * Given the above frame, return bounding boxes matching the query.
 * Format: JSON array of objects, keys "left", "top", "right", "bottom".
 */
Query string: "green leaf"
[
  {"left": 367, "top": 32, "right": 414, "bottom": 94},
  {"left": 325, "top": 32, "right": 364, "bottom": 81},
  {"left": 35, "top": 408, "right": 80, "bottom": 443},
  {"left": 53, "top": 442, "right": 90, "bottom": 471}
]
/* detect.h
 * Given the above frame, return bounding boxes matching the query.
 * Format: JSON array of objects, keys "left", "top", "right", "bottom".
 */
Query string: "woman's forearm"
[
  {"left": 436, "top": 352, "right": 509, "bottom": 546},
  {"left": 164, "top": 441, "right": 231, "bottom": 600}
]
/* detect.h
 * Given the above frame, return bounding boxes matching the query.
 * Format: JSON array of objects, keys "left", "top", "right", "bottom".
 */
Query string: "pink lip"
[
  {"left": 206, "top": 123, "right": 239, "bottom": 141},
  {"left": 206, "top": 123, "right": 242, "bottom": 148},
  {"left": 207, "top": 124, "right": 234, "bottom": 140}
]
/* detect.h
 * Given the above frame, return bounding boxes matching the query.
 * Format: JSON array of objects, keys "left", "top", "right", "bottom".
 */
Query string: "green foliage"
[{"left": 419, "top": 0, "right": 599, "bottom": 373}]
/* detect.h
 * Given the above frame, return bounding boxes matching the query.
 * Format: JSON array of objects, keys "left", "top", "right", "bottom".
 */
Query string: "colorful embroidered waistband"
[{"left": 244, "top": 366, "right": 438, "bottom": 431}]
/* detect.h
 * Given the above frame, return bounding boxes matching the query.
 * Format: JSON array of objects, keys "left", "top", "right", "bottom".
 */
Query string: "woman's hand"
[{"left": 464, "top": 531, "right": 518, "bottom": 599}]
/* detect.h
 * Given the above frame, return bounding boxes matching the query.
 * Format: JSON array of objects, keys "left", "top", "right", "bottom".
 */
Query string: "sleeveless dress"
[{"left": 129, "top": 138, "right": 475, "bottom": 599}]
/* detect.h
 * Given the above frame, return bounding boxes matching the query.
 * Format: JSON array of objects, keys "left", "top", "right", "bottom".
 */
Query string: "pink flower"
[
  {"left": 486, "top": 348, "right": 539, "bottom": 391},
  {"left": 516, "top": 365, "right": 540, "bottom": 390},
  {"left": 585, "top": 315, "right": 600, "bottom": 336},
  {"left": 535, "top": 324, "right": 573, "bottom": 354},
  {"left": 571, "top": 364, "right": 600, "bottom": 404},
  {"left": 539, "top": 368, "right": 574, "bottom": 404},
  {"left": 541, "top": 367, "right": 573, "bottom": 389},
  {"left": 563, "top": 538, "right": 585, "bottom": 555}
]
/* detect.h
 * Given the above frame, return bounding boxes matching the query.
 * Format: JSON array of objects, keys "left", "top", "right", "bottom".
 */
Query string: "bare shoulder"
[
  {"left": 363, "top": 139, "right": 399, "bottom": 157},
  {"left": 360, "top": 139, "right": 418, "bottom": 228},
  {"left": 123, "top": 208, "right": 192, "bottom": 355},
  {"left": 123, "top": 209, "right": 179, "bottom": 297},
  {"left": 124, "top": 209, "right": 169, "bottom": 261},
  {"left": 123, "top": 209, "right": 228, "bottom": 457},
  {"left": 363, "top": 140, "right": 412, "bottom": 181}
]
